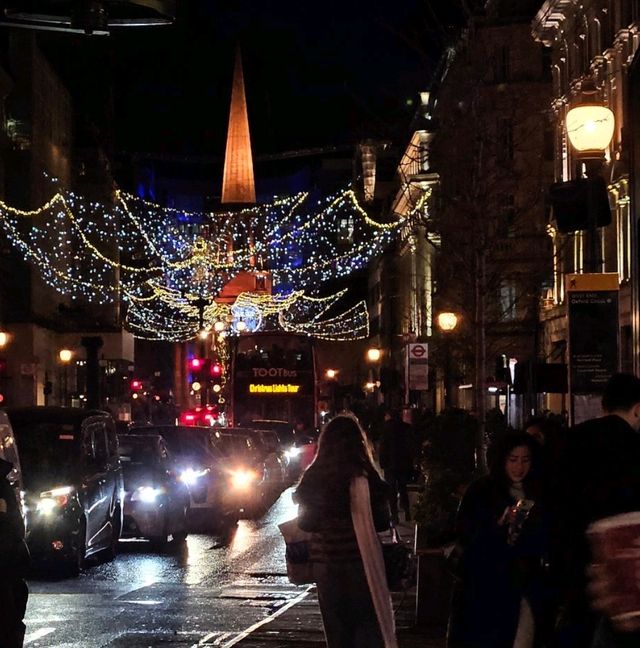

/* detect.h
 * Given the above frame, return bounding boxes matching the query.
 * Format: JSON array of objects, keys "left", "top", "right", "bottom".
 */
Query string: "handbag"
[
  {"left": 381, "top": 525, "right": 415, "bottom": 591},
  {"left": 278, "top": 518, "right": 316, "bottom": 585}
]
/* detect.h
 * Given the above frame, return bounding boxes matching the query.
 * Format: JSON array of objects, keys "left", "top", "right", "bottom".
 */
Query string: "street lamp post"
[
  {"left": 437, "top": 312, "right": 459, "bottom": 409},
  {"left": 366, "top": 347, "right": 382, "bottom": 405},
  {"left": 59, "top": 348, "right": 73, "bottom": 406},
  {"left": 565, "top": 91, "right": 615, "bottom": 272}
]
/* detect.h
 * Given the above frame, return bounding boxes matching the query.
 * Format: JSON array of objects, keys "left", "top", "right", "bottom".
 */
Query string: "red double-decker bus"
[{"left": 229, "top": 333, "right": 318, "bottom": 431}]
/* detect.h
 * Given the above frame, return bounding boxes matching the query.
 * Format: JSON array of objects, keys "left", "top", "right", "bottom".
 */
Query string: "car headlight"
[
  {"left": 179, "top": 468, "right": 209, "bottom": 486},
  {"left": 37, "top": 486, "right": 73, "bottom": 515},
  {"left": 285, "top": 446, "right": 301, "bottom": 459},
  {"left": 131, "top": 486, "right": 164, "bottom": 503},
  {"left": 230, "top": 469, "right": 258, "bottom": 490}
]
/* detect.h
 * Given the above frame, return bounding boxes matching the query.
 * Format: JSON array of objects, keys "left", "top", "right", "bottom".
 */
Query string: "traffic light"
[
  {"left": 130, "top": 378, "right": 143, "bottom": 399},
  {"left": 210, "top": 362, "right": 223, "bottom": 394}
]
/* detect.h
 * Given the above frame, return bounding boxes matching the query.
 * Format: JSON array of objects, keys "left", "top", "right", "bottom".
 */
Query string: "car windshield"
[
  {"left": 118, "top": 439, "right": 159, "bottom": 467},
  {"left": 213, "top": 433, "right": 254, "bottom": 459},
  {"left": 12, "top": 421, "right": 80, "bottom": 489},
  {"left": 251, "top": 420, "right": 294, "bottom": 444},
  {"left": 134, "top": 426, "right": 213, "bottom": 461}
]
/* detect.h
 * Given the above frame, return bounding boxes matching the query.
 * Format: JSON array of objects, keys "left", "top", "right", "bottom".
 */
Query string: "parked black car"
[{"left": 6, "top": 407, "right": 124, "bottom": 575}]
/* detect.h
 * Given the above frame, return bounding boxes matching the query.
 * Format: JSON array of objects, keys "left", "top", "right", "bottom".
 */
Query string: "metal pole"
[{"left": 587, "top": 173, "right": 598, "bottom": 273}]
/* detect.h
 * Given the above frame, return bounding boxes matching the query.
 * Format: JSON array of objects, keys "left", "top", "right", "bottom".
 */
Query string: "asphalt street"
[{"left": 24, "top": 488, "right": 306, "bottom": 648}]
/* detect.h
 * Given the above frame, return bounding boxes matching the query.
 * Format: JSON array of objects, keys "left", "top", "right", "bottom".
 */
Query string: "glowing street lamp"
[
  {"left": 59, "top": 349, "right": 73, "bottom": 364},
  {"left": 566, "top": 104, "right": 615, "bottom": 158},
  {"left": 366, "top": 347, "right": 382, "bottom": 363},
  {"left": 437, "top": 312, "right": 459, "bottom": 333},
  {"left": 213, "top": 320, "right": 226, "bottom": 333},
  {"left": 325, "top": 369, "right": 337, "bottom": 380},
  {"left": 0, "top": 331, "right": 9, "bottom": 348}
]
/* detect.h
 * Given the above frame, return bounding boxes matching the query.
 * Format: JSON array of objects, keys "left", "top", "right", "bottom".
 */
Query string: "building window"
[{"left": 499, "top": 280, "right": 518, "bottom": 321}]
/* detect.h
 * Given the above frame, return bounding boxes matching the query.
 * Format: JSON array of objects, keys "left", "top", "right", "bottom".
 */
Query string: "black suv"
[{"left": 6, "top": 407, "right": 124, "bottom": 574}]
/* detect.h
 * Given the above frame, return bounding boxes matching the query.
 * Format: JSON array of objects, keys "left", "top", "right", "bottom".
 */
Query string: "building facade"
[
  {"left": 533, "top": 0, "right": 640, "bottom": 414},
  {"left": 0, "top": 33, "right": 134, "bottom": 414},
  {"left": 427, "top": 3, "right": 553, "bottom": 424}
]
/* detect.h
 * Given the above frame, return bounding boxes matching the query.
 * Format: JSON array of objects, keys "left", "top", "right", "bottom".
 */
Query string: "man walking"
[
  {"left": 553, "top": 373, "right": 640, "bottom": 648},
  {"left": 379, "top": 409, "right": 415, "bottom": 523}
]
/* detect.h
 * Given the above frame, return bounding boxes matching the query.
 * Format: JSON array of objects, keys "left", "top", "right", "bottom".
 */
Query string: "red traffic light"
[
  {"left": 130, "top": 379, "right": 143, "bottom": 391},
  {"left": 190, "top": 358, "right": 202, "bottom": 370},
  {"left": 211, "top": 363, "right": 222, "bottom": 376}
]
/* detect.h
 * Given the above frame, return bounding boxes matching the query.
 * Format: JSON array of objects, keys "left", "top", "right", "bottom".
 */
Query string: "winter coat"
[
  {"left": 379, "top": 419, "right": 415, "bottom": 473},
  {"left": 295, "top": 467, "right": 391, "bottom": 563},
  {"left": 552, "top": 415, "right": 640, "bottom": 647},
  {"left": 447, "top": 475, "right": 549, "bottom": 648},
  {"left": 0, "top": 458, "right": 29, "bottom": 578}
]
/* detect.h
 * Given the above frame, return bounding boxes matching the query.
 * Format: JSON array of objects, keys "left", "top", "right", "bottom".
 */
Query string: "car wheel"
[
  {"left": 67, "top": 519, "right": 86, "bottom": 577},
  {"left": 149, "top": 516, "right": 169, "bottom": 549},
  {"left": 104, "top": 504, "right": 121, "bottom": 561},
  {"left": 172, "top": 506, "right": 189, "bottom": 543}
]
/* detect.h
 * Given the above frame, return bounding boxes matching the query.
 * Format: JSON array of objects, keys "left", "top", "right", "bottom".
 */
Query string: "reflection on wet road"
[{"left": 24, "top": 488, "right": 304, "bottom": 647}]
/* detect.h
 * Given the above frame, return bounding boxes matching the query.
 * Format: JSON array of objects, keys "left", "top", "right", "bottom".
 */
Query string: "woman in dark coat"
[
  {"left": 294, "top": 414, "right": 395, "bottom": 648},
  {"left": 448, "top": 432, "right": 549, "bottom": 648}
]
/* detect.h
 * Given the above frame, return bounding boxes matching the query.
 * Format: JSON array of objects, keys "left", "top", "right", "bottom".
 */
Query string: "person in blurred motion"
[
  {"left": 379, "top": 409, "right": 415, "bottom": 523},
  {"left": 295, "top": 414, "right": 396, "bottom": 648},
  {"left": 448, "top": 432, "right": 549, "bottom": 648},
  {"left": 552, "top": 373, "right": 640, "bottom": 648},
  {"left": 0, "top": 457, "right": 29, "bottom": 648}
]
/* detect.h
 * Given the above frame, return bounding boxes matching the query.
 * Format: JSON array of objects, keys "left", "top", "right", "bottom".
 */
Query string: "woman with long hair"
[
  {"left": 295, "top": 414, "right": 396, "bottom": 648},
  {"left": 448, "top": 432, "right": 549, "bottom": 648}
]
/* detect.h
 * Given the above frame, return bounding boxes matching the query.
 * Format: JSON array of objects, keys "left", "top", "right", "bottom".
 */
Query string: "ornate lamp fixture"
[{"left": 566, "top": 84, "right": 615, "bottom": 159}]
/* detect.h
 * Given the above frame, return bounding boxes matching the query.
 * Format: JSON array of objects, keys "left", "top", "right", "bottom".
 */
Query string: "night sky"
[{"left": 42, "top": 1, "right": 468, "bottom": 159}]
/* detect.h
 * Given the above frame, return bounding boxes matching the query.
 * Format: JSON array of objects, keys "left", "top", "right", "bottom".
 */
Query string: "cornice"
[{"left": 532, "top": 0, "right": 578, "bottom": 46}]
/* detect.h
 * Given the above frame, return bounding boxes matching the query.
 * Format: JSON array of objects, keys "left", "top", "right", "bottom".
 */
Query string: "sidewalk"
[
  {"left": 231, "top": 587, "right": 446, "bottom": 648},
  {"left": 232, "top": 520, "right": 446, "bottom": 648}
]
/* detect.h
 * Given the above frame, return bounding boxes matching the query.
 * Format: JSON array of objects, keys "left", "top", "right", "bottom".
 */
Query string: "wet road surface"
[{"left": 24, "top": 488, "right": 307, "bottom": 647}]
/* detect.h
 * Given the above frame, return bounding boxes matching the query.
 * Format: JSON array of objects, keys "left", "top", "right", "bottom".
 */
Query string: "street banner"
[
  {"left": 407, "top": 343, "right": 428, "bottom": 391},
  {"left": 567, "top": 273, "right": 619, "bottom": 423}
]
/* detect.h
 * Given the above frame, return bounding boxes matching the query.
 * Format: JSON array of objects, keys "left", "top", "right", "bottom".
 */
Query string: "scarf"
[{"left": 350, "top": 476, "right": 398, "bottom": 648}]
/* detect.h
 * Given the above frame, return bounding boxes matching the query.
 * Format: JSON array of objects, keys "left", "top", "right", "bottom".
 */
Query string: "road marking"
[
  {"left": 193, "top": 586, "right": 313, "bottom": 648},
  {"left": 24, "top": 627, "right": 56, "bottom": 645}
]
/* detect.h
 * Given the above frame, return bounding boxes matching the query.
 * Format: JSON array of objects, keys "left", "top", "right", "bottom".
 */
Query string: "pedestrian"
[
  {"left": 0, "top": 457, "right": 30, "bottom": 648},
  {"left": 448, "top": 432, "right": 549, "bottom": 648},
  {"left": 294, "top": 414, "right": 397, "bottom": 648},
  {"left": 552, "top": 373, "right": 640, "bottom": 648},
  {"left": 379, "top": 408, "right": 415, "bottom": 523}
]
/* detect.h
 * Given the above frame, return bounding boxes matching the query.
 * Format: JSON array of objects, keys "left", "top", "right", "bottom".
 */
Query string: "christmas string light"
[{"left": 0, "top": 185, "right": 402, "bottom": 340}]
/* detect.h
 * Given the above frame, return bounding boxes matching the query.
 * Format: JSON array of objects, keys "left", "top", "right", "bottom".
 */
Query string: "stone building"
[
  {"left": 426, "top": 1, "right": 553, "bottom": 424},
  {"left": 533, "top": 0, "right": 640, "bottom": 415}
]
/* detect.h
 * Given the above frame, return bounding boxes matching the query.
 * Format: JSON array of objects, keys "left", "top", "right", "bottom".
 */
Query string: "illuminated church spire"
[{"left": 221, "top": 48, "right": 256, "bottom": 205}]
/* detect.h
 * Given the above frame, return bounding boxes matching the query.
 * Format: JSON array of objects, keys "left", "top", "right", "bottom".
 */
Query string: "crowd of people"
[
  {"left": 3, "top": 374, "right": 640, "bottom": 648},
  {"left": 295, "top": 372, "right": 640, "bottom": 648}
]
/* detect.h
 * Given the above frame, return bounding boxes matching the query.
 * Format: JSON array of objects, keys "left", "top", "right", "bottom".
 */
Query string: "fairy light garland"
[{"left": 0, "top": 185, "right": 402, "bottom": 340}]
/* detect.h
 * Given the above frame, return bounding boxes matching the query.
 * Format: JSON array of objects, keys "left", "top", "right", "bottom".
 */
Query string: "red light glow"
[{"left": 190, "top": 358, "right": 202, "bottom": 370}]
